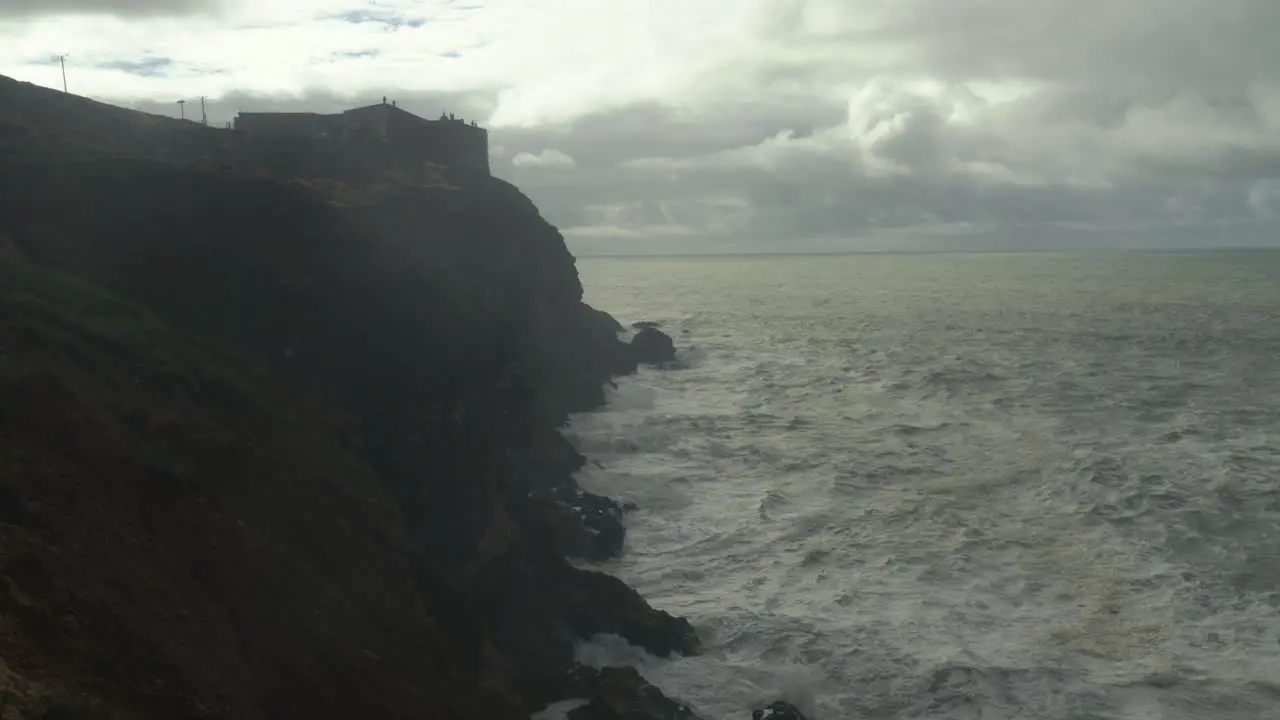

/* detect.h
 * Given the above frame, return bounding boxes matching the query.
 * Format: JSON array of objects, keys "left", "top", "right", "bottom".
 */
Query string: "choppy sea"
[{"left": 550, "top": 250, "right": 1280, "bottom": 719}]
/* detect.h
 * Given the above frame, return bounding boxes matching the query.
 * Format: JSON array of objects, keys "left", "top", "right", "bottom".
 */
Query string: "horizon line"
[{"left": 574, "top": 245, "right": 1280, "bottom": 260}]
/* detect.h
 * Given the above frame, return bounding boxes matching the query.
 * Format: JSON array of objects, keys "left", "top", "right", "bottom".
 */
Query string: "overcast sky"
[{"left": 3, "top": 0, "right": 1280, "bottom": 254}]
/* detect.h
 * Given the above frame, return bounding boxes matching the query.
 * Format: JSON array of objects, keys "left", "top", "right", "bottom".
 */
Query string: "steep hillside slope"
[{"left": 0, "top": 76, "right": 697, "bottom": 719}]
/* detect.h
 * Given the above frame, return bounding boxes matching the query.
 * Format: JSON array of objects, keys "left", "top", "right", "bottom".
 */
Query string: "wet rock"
[
  {"left": 752, "top": 701, "right": 810, "bottom": 720},
  {"left": 522, "top": 424, "right": 592, "bottom": 494},
  {"left": 630, "top": 321, "right": 661, "bottom": 331},
  {"left": 0, "top": 485, "right": 27, "bottom": 526},
  {"left": 630, "top": 328, "right": 676, "bottom": 365},
  {"left": 481, "top": 539, "right": 699, "bottom": 711},
  {"left": 568, "top": 666, "right": 702, "bottom": 720},
  {"left": 587, "top": 306, "right": 626, "bottom": 334},
  {"left": 559, "top": 569, "right": 700, "bottom": 658},
  {"left": 533, "top": 486, "right": 626, "bottom": 561},
  {"left": 575, "top": 304, "right": 637, "bottom": 378}
]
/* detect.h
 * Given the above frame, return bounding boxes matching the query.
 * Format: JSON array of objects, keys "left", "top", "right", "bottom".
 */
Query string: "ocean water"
[{"left": 561, "top": 251, "right": 1280, "bottom": 720}]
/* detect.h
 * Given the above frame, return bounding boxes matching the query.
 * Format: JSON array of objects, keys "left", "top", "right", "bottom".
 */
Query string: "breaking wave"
[{"left": 564, "top": 252, "right": 1280, "bottom": 719}]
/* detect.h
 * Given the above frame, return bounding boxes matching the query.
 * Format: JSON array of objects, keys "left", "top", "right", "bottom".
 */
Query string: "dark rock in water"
[
  {"left": 568, "top": 666, "right": 702, "bottom": 720},
  {"left": 484, "top": 525, "right": 700, "bottom": 710},
  {"left": 573, "top": 303, "right": 637, "bottom": 377},
  {"left": 630, "top": 327, "right": 676, "bottom": 365},
  {"left": 631, "top": 320, "right": 661, "bottom": 331},
  {"left": 559, "top": 571, "right": 700, "bottom": 658},
  {"left": 752, "top": 701, "right": 810, "bottom": 720},
  {"left": 532, "top": 486, "right": 627, "bottom": 561}
]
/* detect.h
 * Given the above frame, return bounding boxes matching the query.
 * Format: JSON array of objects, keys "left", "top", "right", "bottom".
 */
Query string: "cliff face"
[
  {"left": 0, "top": 76, "right": 690, "bottom": 719},
  {"left": 0, "top": 260, "right": 526, "bottom": 719}
]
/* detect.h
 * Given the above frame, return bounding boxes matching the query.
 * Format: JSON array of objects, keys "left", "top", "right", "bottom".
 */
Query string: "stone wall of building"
[
  {"left": 426, "top": 120, "right": 490, "bottom": 174},
  {"left": 339, "top": 106, "right": 392, "bottom": 142},
  {"left": 234, "top": 112, "right": 333, "bottom": 137},
  {"left": 399, "top": 120, "right": 489, "bottom": 175},
  {"left": 235, "top": 105, "right": 490, "bottom": 175}
]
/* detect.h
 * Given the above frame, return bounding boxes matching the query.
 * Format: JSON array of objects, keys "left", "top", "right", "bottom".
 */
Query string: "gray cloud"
[
  {"left": 0, "top": 0, "right": 220, "bottom": 17},
  {"left": 527, "top": 0, "right": 1280, "bottom": 252},
  {"left": 328, "top": 10, "right": 427, "bottom": 28},
  {"left": 50, "top": 0, "right": 1280, "bottom": 253},
  {"left": 147, "top": 78, "right": 1280, "bottom": 254},
  {"left": 874, "top": 0, "right": 1280, "bottom": 92},
  {"left": 97, "top": 57, "right": 172, "bottom": 77},
  {"left": 512, "top": 149, "right": 575, "bottom": 168},
  {"left": 497, "top": 89, "right": 1280, "bottom": 254}
]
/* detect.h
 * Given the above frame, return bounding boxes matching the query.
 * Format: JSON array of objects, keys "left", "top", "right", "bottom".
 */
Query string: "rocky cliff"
[{"left": 0, "top": 75, "right": 694, "bottom": 719}]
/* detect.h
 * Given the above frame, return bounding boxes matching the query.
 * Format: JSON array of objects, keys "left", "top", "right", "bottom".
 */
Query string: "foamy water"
[{"left": 557, "top": 251, "right": 1280, "bottom": 720}]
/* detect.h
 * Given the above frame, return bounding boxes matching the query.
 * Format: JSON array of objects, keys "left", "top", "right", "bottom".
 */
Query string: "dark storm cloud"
[
  {"left": 1135, "top": 147, "right": 1280, "bottom": 183},
  {"left": 50, "top": 0, "right": 1280, "bottom": 252},
  {"left": 492, "top": 99, "right": 848, "bottom": 170},
  {"left": 491, "top": 83, "right": 1280, "bottom": 253},
  {"left": 0, "top": 0, "right": 220, "bottom": 17},
  {"left": 97, "top": 57, "right": 172, "bottom": 77},
  {"left": 197, "top": 74, "right": 1280, "bottom": 253},
  {"left": 505, "top": 1, "right": 1280, "bottom": 249}
]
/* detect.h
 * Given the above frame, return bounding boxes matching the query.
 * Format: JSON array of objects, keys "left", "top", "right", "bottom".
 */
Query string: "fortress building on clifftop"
[{"left": 234, "top": 99, "right": 489, "bottom": 174}]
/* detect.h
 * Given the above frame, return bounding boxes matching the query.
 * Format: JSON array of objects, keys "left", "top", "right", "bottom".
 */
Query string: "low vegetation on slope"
[{"left": 0, "top": 257, "right": 527, "bottom": 718}]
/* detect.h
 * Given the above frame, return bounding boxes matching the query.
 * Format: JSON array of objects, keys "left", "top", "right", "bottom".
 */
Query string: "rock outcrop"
[
  {"left": 752, "top": 701, "right": 811, "bottom": 720},
  {"left": 568, "top": 667, "right": 702, "bottom": 720},
  {"left": 0, "top": 74, "right": 696, "bottom": 719},
  {"left": 631, "top": 327, "right": 678, "bottom": 365},
  {"left": 531, "top": 485, "right": 628, "bottom": 561}
]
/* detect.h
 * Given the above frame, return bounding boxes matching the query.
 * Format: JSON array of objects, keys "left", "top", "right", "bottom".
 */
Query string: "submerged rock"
[
  {"left": 752, "top": 701, "right": 810, "bottom": 720},
  {"left": 568, "top": 666, "right": 702, "bottom": 720},
  {"left": 631, "top": 320, "right": 661, "bottom": 331},
  {"left": 630, "top": 327, "right": 676, "bottom": 365}
]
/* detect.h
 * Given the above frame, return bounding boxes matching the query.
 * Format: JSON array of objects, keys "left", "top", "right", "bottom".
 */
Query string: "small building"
[{"left": 234, "top": 102, "right": 490, "bottom": 174}]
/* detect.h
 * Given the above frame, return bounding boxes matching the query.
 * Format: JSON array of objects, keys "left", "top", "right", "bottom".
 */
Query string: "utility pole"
[
  {"left": 177, "top": 99, "right": 186, "bottom": 120},
  {"left": 54, "top": 53, "right": 69, "bottom": 93},
  {"left": 200, "top": 96, "right": 208, "bottom": 126}
]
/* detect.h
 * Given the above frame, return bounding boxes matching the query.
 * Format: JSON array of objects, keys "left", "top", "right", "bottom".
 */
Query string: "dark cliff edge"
[{"left": 0, "top": 76, "right": 698, "bottom": 719}]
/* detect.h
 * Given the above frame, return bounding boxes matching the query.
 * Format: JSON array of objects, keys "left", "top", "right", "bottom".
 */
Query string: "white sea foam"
[{"left": 558, "top": 252, "right": 1280, "bottom": 720}]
